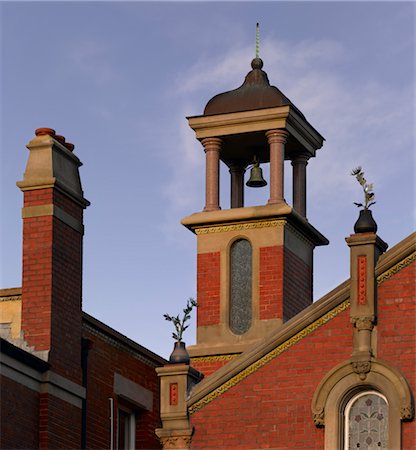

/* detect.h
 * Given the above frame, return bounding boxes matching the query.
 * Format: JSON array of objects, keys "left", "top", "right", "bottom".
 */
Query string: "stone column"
[
  {"left": 266, "top": 129, "right": 288, "bottom": 205},
  {"left": 229, "top": 164, "right": 245, "bottom": 208},
  {"left": 155, "top": 364, "right": 203, "bottom": 449},
  {"left": 202, "top": 137, "right": 222, "bottom": 212},
  {"left": 346, "top": 230, "right": 388, "bottom": 380},
  {"left": 291, "top": 154, "right": 309, "bottom": 217}
]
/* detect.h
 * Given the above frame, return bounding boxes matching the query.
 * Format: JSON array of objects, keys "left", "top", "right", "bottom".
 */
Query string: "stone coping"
[
  {"left": 0, "top": 287, "right": 22, "bottom": 298},
  {"left": 0, "top": 337, "right": 49, "bottom": 372},
  {"left": 187, "top": 231, "right": 416, "bottom": 412}
]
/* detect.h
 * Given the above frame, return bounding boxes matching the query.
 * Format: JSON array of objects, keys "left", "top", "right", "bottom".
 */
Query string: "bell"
[{"left": 246, "top": 161, "right": 267, "bottom": 188}]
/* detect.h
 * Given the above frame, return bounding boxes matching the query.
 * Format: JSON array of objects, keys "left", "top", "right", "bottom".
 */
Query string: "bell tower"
[{"left": 183, "top": 54, "right": 328, "bottom": 361}]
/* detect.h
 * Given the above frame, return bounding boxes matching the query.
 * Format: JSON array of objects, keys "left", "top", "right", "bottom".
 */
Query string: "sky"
[{"left": 0, "top": 1, "right": 414, "bottom": 359}]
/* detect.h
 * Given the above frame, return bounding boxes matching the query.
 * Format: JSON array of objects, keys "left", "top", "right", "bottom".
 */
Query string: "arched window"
[
  {"left": 344, "top": 391, "right": 388, "bottom": 449},
  {"left": 229, "top": 239, "right": 252, "bottom": 334},
  {"left": 312, "top": 359, "right": 413, "bottom": 449}
]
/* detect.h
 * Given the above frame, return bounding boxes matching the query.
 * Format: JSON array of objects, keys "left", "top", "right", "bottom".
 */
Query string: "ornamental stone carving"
[
  {"left": 351, "top": 360, "right": 371, "bottom": 380},
  {"left": 313, "top": 409, "right": 325, "bottom": 427},
  {"left": 351, "top": 316, "right": 375, "bottom": 331},
  {"left": 159, "top": 435, "right": 193, "bottom": 449},
  {"left": 400, "top": 405, "right": 414, "bottom": 421}
]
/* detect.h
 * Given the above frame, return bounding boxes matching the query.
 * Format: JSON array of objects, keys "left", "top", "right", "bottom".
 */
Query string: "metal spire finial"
[{"left": 255, "top": 22, "right": 260, "bottom": 58}]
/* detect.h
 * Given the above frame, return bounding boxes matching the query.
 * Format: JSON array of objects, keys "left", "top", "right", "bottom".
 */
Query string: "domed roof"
[{"left": 204, "top": 58, "right": 303, "bottom": 117}]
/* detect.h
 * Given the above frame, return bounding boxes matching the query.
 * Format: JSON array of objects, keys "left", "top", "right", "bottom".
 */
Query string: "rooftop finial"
[
  {"left": 256, "top": 22, "right": 260, "bottom": 58},
  {"left": 251, "top": 23, "right": 263, "bottom": 70}
]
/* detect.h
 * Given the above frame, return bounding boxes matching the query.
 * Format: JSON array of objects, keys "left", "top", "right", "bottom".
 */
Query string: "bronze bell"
[{"left": 246, "top": 160, "right": 267, "bottom": 188}]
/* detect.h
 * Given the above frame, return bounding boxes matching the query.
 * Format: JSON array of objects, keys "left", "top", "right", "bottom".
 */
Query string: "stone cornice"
[
  {"left": 187, "top": 105, "right": 324, "bottom": 155},
  {"left": 182, "top": 203, "right": 328, "bottom": 246},
  {"left": 194, "top": 219, "right": 285, "bottom": 235}
]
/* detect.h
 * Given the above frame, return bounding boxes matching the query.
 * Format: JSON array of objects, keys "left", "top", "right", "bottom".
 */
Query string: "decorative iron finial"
[
  {"left": 164, "top": 298, "right": 197, "bottom": 342},
  {"left": 256, "top": 22, "right": 260, "bottom": 58},
  {"left": 351, "top": 166, "right": 376, "bottom": 210},
  {"left": 351, "top": 166, "right": 377, "bottom": 234}
]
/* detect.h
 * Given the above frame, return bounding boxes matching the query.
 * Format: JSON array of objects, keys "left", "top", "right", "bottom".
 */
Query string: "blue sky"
[{"left": 1, "top": 1, "right": 414, "bottom": 358}]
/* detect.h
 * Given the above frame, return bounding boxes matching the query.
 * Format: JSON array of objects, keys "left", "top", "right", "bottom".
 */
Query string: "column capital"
[
  {"left": 201, "top": 137, "right": 222, "bottom": 152},
  {"left": 228, "top": 163, "right": 246, "bottom": 173},
  {"left": 351, "top": 315, "right": 375, "bottom": 331},
  {"left": 265, "top": 129, "right": 289, "bottom": 145},
  {"left": 291, "top": 153, "right": 310, "bottom": 166}
]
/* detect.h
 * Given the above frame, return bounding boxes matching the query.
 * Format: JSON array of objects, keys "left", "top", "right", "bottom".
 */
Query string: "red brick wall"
[
  {"left": 283, "top": 248, "right": 312, "bottom": 321},
  {"left": 259, "top": 246, "right": 283, "bottom": 320},
  {"left": 378, "top": 261, "right": 416, "bottom": 449},
  {"left": 197, "top": 252, "right": 221, "bottom": 326},
  {"left": 84, "top": 327, "right": 162, "bottom": 449},
  {"left": 39, "top": 393, "right": 82, "bottom": 449},
  {"left": 191, "top": 358, "right": 234, "bottom": 378},
  {"left": 49, "top": 216, "right": 83, "bottom": 381},
  {"left": 259, "top": 246, "right": 312, "bottom": 322},
  {"left": 190, "top": 308, "right": 352, "bottom": 449},
  {"left": 21, "top": 187, "right": 83, "bottom": 384},
  {"left": 0, "top": 375, "right": 39, "bottom": 449},
  {"left": 21, "top": 213, "right": 53, "bottom": 350},
  {"left": 190, "top": 261, "right": 416, "bottom": 448}
]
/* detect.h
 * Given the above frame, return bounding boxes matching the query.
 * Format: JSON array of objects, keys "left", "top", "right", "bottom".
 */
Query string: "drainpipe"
[
  {"left": 109, "top": 397, "right": 114, "bottom": 450},
  {"left": 81, "top": 338, "right": 92, "bottom": 449}
]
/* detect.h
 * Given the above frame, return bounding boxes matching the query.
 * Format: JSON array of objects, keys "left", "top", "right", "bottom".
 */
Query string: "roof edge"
[
  {"left": 0, "top": 337, "right": 50, "bottom": 372},
  {"left": 82, "top": 312, "right": 167, "bottom": 366}
]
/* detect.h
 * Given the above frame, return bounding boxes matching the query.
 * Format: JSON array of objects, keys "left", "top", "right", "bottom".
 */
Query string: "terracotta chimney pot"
[
  {"left": 54, "top": 135, "right": 66, "bottom": 144},
  {"left": 64, "top": 142, "right": 75, "bottom": 152},
  {"left": 35, "top": 127, "right": 56, "bottom": 137}
]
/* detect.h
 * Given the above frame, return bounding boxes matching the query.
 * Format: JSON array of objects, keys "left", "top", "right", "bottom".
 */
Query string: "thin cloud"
[
  {"left": 161, "top": 107, "right": 204, "bottom": 211},
  {"left": 160, "top": 35, "right": 413, "bottom": 245},
  {"left": 68, "top": 40, "right": 117, "bottom": 85}
]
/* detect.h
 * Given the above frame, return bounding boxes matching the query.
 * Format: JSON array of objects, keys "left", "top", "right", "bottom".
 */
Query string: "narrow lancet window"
[{"left": 229, "top": 239, "right": 252, "bottom": 334}]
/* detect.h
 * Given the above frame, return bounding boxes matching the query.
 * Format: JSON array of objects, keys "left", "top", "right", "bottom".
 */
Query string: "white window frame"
[
  {"left": 117, "top": 405, "right": 136, "bottom": 450},
  {"left": 344, "top": 390, "right": 388, "bottom": 450}
]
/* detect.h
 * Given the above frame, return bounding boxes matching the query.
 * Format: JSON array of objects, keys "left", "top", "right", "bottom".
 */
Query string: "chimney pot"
[
  {"left": 54, "top": 135, "right": 66, "bottom": 144},
  {"left": 64, "top": 142, "right": 75, "bottom": 152},
  {"left": 35, "top": 127, "right": 56, "bottom": 137}
]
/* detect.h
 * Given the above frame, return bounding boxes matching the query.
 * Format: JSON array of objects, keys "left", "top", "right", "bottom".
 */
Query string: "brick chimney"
[{"left": 16, "top": 128, "right": 89, "bottom": 384}]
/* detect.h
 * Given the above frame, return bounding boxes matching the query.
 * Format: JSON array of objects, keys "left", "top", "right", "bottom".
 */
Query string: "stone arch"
[{"left": 311, "top": 358, "right": 414, "bottom": 449}]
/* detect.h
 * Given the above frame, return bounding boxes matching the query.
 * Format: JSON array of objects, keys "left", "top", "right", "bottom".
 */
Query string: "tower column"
[
  {"left": 229, "top": 163, "right": 245, "bottom": 208},
  {"left": 266, "top": 129, "right": 288, "bottom": 205},
  {"left": 291, "top": 154, "right": 309, "bottom": 217},
  {"left": 202, "top": 137, "right": 222, "bottom": 211}
]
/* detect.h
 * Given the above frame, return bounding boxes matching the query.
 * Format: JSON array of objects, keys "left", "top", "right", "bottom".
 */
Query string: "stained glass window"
[
  {"left": 345, "top": 391, "right": 388, "bottom": 449},
  {"left": 229, "top": 239, "right": 252, "bottom": 335}
]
